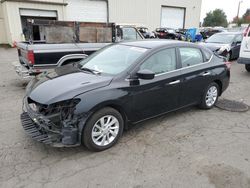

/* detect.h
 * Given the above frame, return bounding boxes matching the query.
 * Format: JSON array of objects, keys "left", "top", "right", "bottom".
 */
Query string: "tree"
[
  {"left": 203, "top": 9, "right": 228, "bottom": 27},
  {"left": 242, "top": 9, "right": 250, "bottom": 23},
  {"left": 232, "top": 9, "right": 250, "bottom": 25}
]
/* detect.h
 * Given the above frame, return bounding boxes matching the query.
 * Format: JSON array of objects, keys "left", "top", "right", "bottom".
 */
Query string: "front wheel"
[
  {"left": 82, "top": 107, "right": 124, "bottom": 151},
  {"left": 245, "top": 64, "right": 250, "bottom": 72},
  {"left": 199, "top": 83, "right": 219, "bottom": 109}
]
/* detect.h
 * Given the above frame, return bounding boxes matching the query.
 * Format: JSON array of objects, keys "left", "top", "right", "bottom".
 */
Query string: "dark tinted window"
[
  {"left": 140, "top": 48, "right": 176, "bottom": 75},
  {"left": 179, "top": 48, "right": 203, "bottom": 67}
]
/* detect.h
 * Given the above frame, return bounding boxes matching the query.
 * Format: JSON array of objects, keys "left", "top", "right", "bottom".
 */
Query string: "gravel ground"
[{"left": 0, "top": 47, "right": 250, "bottom": 188}]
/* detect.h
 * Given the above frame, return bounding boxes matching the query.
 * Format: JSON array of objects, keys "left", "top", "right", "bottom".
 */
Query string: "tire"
[
  {"left": 82, "top": 107, "right": 124, "bottom": 151},
  {"left": 245, "top": 64, "right": 250, "bottom": 72},
  {"left": 199, "top": 82, "right": 220, "bottom": 109}
]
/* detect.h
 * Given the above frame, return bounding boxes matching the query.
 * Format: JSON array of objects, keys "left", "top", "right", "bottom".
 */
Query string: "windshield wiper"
[{"left": 81, "top": 67, "right": 101, "bottom": 75}]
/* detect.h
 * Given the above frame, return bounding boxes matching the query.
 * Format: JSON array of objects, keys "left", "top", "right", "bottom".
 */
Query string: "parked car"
[
  {"left": 155, "top": 28, "right": 178, "bottom": 39},
  {"left": 200, "top": 28, "right": 225, "bottom": 40},
  {"left": 15, "top": 20, "right": 144, "bottom": 79},
  {"left": 199, "top": 32, "right": 243, "bottom": 61},
  {"left": 21, "top": 40, "right": 230, "bottom": 151},
  {"left": 137, "top": 27, "right": 156, "bottom": 38},
  {"left": 238, "top": 24, "right": 250, "bottom": 72}
]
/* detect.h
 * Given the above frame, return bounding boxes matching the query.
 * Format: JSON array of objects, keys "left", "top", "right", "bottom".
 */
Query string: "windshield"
[
  {"left": 206, "top": 34, "right": 235, "bottom": 44},
  {"left": 79, "top": 45, "right": 147, "bottom": 75}
]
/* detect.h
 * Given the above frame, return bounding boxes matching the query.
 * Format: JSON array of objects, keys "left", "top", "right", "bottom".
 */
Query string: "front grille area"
[{"left": 20, "top": 112, "right": 53, "bottom": 144}]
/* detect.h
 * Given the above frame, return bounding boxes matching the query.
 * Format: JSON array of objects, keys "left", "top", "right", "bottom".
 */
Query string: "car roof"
[{"left": 120, "top": 40, "right": 191, "bottom": 49}]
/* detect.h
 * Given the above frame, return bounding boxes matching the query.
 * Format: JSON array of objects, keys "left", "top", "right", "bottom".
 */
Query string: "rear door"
[{"left": 178, "top": 47, "right": 213, "bottom": 106}]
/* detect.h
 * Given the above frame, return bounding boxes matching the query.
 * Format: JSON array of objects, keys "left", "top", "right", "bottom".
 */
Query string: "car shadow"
[{"left": 30, "top": 106, "right": 197, "bottom": 157}]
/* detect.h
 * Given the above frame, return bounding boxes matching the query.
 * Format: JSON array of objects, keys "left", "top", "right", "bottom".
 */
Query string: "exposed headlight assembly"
[{"left": 50, "top": 98, "right": 81, "bottom": 121}]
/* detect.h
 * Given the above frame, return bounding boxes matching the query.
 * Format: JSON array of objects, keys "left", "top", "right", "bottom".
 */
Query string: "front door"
[{"left": 130, "top": 48, "right": 182, "bottom": 122}]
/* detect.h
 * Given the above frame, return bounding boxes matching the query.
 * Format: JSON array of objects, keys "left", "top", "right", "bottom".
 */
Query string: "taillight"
[
  {"left": 27, "top": 50, "right": 35, "bottom": 65},
  {"left": 244, "top": 25, "right": 250, "bottom": 37},
  {"left": 224, "top": 61, "right": 231, "bottom": 69}
]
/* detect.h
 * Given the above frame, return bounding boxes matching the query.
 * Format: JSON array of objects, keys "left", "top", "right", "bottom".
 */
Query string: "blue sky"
[{"left": 201, "top": 0, "right": 250, "bottom": 22}]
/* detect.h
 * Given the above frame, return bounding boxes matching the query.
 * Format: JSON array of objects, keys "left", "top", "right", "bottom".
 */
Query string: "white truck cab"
[{"left": 238, "top": 24, "right": 250, "bottom": 72}]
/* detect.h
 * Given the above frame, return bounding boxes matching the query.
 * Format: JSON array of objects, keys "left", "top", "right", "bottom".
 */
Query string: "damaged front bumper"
[{"left": 20, "top": 98, "right": 82, "bottom": 147}]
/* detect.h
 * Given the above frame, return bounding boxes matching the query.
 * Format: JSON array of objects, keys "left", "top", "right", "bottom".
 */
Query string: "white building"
[{"left": 0, "top": 0, "right": 202, "bottom": 45}]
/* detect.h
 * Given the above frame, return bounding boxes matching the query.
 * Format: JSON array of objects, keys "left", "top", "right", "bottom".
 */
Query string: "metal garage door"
[
  {"left": 66, "top": 0, "right": 107, "bottom": 22},
  {"left": 161, "top": 7, "right": 185, "bottom": 29},
  {"left": 20, "top": 9, "right": 57, "bottom": 18}
]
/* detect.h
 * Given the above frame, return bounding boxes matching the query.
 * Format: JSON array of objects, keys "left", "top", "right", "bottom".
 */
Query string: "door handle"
[
  {"left": 202, "top": 72, "right": 211, "bottom": 76},
  {"left": 168, "top": 80, "right": 180, "bottom": 85}
]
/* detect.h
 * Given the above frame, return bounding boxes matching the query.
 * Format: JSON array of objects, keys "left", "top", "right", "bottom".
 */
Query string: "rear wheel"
[
  {"left": 245, "top": 64, "right": 250, "bottom": 72},
  {"left": 82, "top": 107, "right": 124, "bottom": 151},
  {"left": 199, "top": 82, "right": 219, "bottom": 109}
]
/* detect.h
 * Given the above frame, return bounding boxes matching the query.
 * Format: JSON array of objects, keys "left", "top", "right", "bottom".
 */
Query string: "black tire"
[
  {"left": 199, "top": 82, "right": 220, "bottom": 109},
  {"left": 82, "top": 107, "right": 124, "bottom": 152},
  {"left": 245, "top": 64, "right": 250, "bottom": 72}
]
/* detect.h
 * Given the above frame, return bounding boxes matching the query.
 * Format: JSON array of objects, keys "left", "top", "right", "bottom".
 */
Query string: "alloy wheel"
[
  {"left": 91, "top": 115, "right": 119, "bottom": 146},
  {"left": 205, "top": 86, "right": 218, "bottom": 107}
]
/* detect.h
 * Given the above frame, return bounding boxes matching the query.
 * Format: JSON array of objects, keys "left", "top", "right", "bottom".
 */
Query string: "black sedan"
[
  {"left": 137, "top": 27, "right": 156, "bottom": 38},
  {"left": 199, "top": 32, "right": 243, "bottom": 61},
  {"left": 21, "top": 40, "right": 230, "bottom": 151}
]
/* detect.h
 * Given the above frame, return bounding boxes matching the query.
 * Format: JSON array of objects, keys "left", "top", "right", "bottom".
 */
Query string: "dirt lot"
[{"left": 0, "top": 47, "right": 250, "bottom": 188}]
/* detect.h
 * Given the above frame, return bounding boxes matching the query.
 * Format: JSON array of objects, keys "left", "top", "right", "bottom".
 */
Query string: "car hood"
[
  {"left": 26, "top": 64, "right": 113, "bottom": 105},
  {"left": 199, "top": 42, "right": 229, "bottom": 51}
]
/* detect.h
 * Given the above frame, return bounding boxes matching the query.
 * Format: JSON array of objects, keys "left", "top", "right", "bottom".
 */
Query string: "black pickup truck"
[{"left": 15, "top": 19, "right": 144, "bottom": 79}]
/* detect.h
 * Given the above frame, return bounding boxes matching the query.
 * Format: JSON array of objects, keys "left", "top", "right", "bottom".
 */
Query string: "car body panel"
[{"left": 27, "top": 64, "right": 113, "bottom": 105}]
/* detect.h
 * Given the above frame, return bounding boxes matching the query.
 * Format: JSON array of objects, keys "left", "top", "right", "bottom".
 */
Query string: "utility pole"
[{"left": 237, "top": 0, "right": 243, "bottom": 19}]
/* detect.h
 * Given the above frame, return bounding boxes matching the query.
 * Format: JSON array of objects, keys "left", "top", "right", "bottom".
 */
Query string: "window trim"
[
  {"left": 154, "top": 53, "right": 213, "bottom": 77},
  {"left": 127, "top": 46, "right": 213, "bottom": 81}
]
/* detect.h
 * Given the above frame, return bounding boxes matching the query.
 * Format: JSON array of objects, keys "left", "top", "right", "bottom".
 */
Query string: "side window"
[
  {"left": 179, "top": 48, "right": 203, "bottom": 67},
  {"left": 140, "top": 48, "right": 177, "bottom": 75},
  {"left": 122, "top": 28, "right": 138, "bottom": 40}
]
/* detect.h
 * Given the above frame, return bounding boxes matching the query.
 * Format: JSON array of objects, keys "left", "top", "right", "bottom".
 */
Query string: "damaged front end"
[{"left": 21, "top": 97, "right": 83, "bottom": 147}]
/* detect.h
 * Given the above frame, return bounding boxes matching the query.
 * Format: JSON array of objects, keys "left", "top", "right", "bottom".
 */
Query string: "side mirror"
[{"left": 136, "top": 69, "right": 155, "bottom": 80}]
